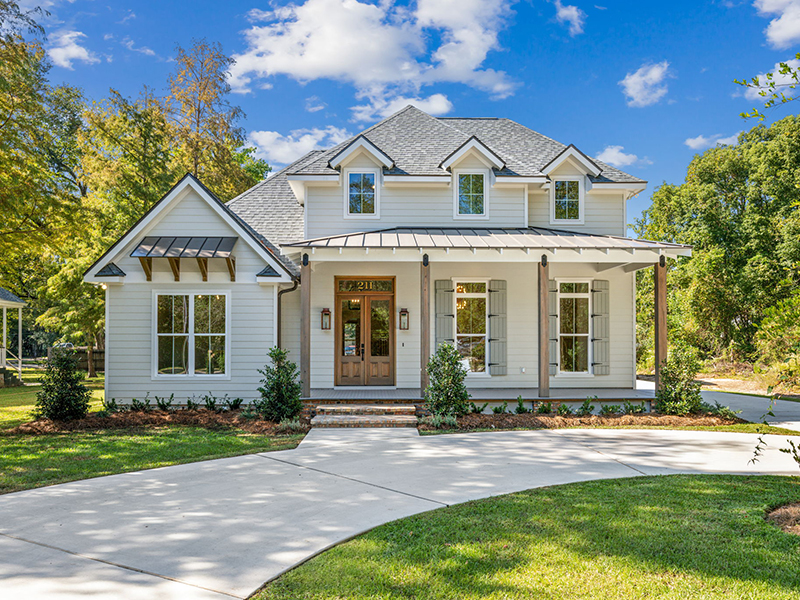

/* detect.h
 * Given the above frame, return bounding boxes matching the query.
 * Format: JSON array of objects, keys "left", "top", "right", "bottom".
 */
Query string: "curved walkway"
[{"left": 0, "top": 424, "right": 798, "bottom": 599}]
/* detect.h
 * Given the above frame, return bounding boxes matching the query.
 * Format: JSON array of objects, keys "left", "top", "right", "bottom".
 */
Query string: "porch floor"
[{"left": 306, "top": 386, "right": 655, "bottom": 401}]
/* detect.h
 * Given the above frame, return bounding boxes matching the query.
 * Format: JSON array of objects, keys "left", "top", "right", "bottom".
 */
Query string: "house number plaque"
[{"left": 337, "top": 279, "right": 393, "bottom": 293}]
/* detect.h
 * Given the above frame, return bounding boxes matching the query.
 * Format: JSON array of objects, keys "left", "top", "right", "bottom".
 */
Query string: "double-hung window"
[
  {"left": 455, "top": 281, "right": 488, "bottom": 373},
  {"left": 346, "top": 171, "right": 378, "bottom": 217},
  {"left": 552, "top": 178, "right": 583, "bottom": 222},
  {"left": 456, "top": 173, "right": 486, "bottom": 217},
  {"left": 156, "top": 293, "right": 227, "bottom": 377},
  {"left": 557, "top": 282, "right": 590, "bottom": 373}
]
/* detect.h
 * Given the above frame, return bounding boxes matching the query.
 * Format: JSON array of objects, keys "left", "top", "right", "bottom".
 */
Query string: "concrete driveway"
[{"left": 1, "top": 425, "right": 797, "bottom": 600}]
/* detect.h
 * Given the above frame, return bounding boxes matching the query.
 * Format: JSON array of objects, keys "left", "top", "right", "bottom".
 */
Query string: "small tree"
[
  {"left": 34, "top": 349, "right": 91, "bottom": 420},
  {"left": 654, "top": 345, "right": 703, "bottom": 415},
  {"left": 256, "top": 347, "right": 303, "bottom": 422},
  {"left": 424, "top": 343, "right": 470, "bottom": 416}
]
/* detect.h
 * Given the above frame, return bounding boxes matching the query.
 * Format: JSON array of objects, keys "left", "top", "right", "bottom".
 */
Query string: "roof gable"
[
  {"left": 439, "top": 136, "right": 505, "bottom": 170},
  {"left": 328, "top": 135, "right": 394, "bottom": 169},
  {"left": 540, "top": 144, "right": 602, "bottom": 178}
]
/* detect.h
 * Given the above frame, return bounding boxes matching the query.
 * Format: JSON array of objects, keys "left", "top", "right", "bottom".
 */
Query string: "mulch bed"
[
  {"left": 3, "top": 410, "right": 311, "bottom": 436},
  {"left": 767, "top": 502, "right": 800, "bottom": 535},
  {"left": 418, "top": 412, "right": 744, "bottom": 432}
]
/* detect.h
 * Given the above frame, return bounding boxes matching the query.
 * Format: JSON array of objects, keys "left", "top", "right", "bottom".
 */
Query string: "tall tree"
[{"left": 168, "top": 38, "right": 269, "bottom": 199}]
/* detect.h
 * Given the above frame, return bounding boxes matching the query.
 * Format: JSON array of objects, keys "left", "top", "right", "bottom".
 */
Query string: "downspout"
[{"left": 276, "top": 279, "right": 299, "bottom": 348}]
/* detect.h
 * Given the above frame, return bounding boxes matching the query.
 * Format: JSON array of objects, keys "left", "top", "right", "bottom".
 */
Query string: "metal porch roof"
[{"left": 131, "top": 236, "right": 238, "bottom": 259}]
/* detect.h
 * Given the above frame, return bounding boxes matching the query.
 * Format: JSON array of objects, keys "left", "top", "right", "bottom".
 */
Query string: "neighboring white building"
[{"left": 84, "top": 106, "right": 690, "bottom": 403}]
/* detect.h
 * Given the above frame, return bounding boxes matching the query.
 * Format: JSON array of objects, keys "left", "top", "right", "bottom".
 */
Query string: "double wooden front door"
[{"left": 335, "top": 279, "right": 394, "bottom": 386}]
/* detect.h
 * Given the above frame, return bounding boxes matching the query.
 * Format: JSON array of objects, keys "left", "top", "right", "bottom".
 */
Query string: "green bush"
[
  {"left": 557, "top": 403, "right": 573, "bottom": 416},
  {"left": 599, "top": 404, "right": 622, "bottom": 416},
  {"left": 33, "top": 349, "right": 91, "bottom": 421},
  {"left": 256, "top": 347, "right": 303, "bottom": 422},
  {"left": 468, "top": 402, "right": 488, "bottom": 414},
  {"left": 515, "top": 397, "right": 531, "bottom": 414},
  {"left": 655, "top": 345, "right": 703, "bottom": 415},
  {"left": 276, "top": 417, "right": 306, "bottom": 433},
  {"left": 536, "top": 402, "right": 553, "bottom": 415},
  {"left": 757, "top": 291, "right": 800, "bottom": 365},
  {"left": 491, "top": 401, "right": 508, "bottom": 414},
  {"left": 424, "top": 343, "right": 470, "bottom": 416},
  {"left": 419, "top": 414, "right": 458, "bottom": 429},
  {"left": 577, "top": 397, "right": 596, "bottom": 416}
]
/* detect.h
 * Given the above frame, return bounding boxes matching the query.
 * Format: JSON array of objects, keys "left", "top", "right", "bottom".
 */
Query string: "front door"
[{"left": 335, "top": 278, "right": 395, "bottom": 386}]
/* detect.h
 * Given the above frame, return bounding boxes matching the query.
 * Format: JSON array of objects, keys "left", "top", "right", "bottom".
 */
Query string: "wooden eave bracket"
[
  {"left": 226, "top": 256, "right": 236, "bottom": 282},
  {"left": 138, "top": 257, "right": 152, "bottom": 282},
  {"left": 197, "top": 257, "right": 209, "bottom": 282},
  {"left": 167, "top": 257, "right": 181, "bottom": 282}
]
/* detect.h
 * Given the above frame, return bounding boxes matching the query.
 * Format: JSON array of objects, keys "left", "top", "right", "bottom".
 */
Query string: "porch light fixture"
[
  {"left": 399, "top": 308, "right": 409, "bottom": 330},
  {"left": 321, "top": 308, "right": 331, "bottom": 330}
]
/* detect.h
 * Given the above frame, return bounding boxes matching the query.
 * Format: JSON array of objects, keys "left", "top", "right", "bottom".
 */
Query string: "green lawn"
[
  {"left": 258, "top": 475, "right": 800, "bottom": 600},
  {"left": 0, "top": 376, "right": 303, "bottom": 494}
]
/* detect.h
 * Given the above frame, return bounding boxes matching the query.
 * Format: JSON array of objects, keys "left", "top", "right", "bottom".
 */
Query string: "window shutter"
[
  {"left": 592, "top": 280, "right": 610, "bottom": 376},
  {"left": 434, "top": 280, "right": 454, "bottom": 348},
  {"left": 488, "top": 280, "right": 507, "bottom": 376},
  {"left": 548, "top": 279, "right": 558, "bottom": 376}
]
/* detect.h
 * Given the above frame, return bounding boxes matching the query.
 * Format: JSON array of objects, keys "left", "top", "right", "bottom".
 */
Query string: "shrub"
[
  {"left": 424, "top": 343, "right": 470, "bottom": 416},
  {"left": 515, "top": 397, "right": 531, "bottom": 414},
  {"left": 202, "top": 393, "right": 221, "bottom": 413},
  {"left": 702, "top": 400, "right": 741, "bottom": 420},
  {"left": 33, "top": 349, "right": 91, "bottom": 421},
  {"left": 655, "top": 345, "right": 703, "bottom": 415},
  {"left": 102, "top": 397, "right": 119, "bottom": 414},
  {"left": 186, "top": 396, "right": 199, "bottom": 411},
  {"left": 130, "top": 394, "right": 152, "bottom": 412},
  {"left": 557, "top": 403, "right": 573, "bottom": 416},
  {"left": 577, "top": 397, "right": 596, "bottom": 416},
  {"left": 240, "top": 404, "right": 259, "bottom": 420},
  {"left": 599, "top": 404, "right": 622, "bottom": 416},
  {"left": 623, "top": 401, "right": 646, "bottom": 415},
  {"left": 419, "top": 414, "right": 458, "bottom": 429},
  {"left": 276, "top": 417, "right": 306, "bottom": 433},
  {"left": 536, "top": 402, "right": 553, "bottom": 415},
  {"left": 756, "top": 291, "right": 800, "bottom": 365},
  {"left": 226, "top": 397, "right": 245, "bottom": 411},
  {"left": 256, "top": 347, "right": 303, "bottom": 422},
  {"left": 491, "top": 401, "right": 508, "bottom": 414},
  {"left": 155, "top": 394, "right": 174, "bottom": 411},
  {"left": 468, "top": 402, "right": 489, "bottom": 414}
]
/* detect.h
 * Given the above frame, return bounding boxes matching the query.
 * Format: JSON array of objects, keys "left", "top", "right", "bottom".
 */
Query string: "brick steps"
[{"left": 310, "top": 404, "right": 419, "bottom": 428}]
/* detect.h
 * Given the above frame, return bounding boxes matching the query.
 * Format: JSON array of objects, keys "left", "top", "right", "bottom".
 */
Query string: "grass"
[
  {"left": 257, "top": 474, "right": 800, "bottom": 600},
  {"left": 0, "top": 374, "right": 303, "bottom": 494}
]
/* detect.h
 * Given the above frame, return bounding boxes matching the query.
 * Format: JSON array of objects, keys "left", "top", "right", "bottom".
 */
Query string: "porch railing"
[{"left": 0, "top": 345, "right": 22, "bottom": 380}]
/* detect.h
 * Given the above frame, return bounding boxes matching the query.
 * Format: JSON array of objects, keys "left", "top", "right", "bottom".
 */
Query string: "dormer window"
[
  {"left": 345, "top": 170, "right": 379, "bottom": 218},
  {"left": 551, "top": 177, "right": 584, "bottom": 224},
  {"left": 455, "top": 172, "right": 487, "bottom": 218}
]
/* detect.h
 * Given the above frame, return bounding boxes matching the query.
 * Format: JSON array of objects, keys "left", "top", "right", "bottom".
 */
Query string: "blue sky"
[{"left": 28, "top": 0, "right": 800, "bottom": 224}]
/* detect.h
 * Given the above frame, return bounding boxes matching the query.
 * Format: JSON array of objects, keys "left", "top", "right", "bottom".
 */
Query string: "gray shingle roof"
[{"left": 0, "top": 287, "right": 25, "bottom": 306}]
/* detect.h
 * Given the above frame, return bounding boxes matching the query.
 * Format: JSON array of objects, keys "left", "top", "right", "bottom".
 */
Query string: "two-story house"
[{"left": 84, "top": 106, "right": 690, "bottom": 405}]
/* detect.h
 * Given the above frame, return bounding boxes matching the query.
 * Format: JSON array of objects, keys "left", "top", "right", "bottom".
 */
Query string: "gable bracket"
[
  {"left": 197, "top": 257, "right": 209, "bottom": 282},
  {"left": 226, "top": 257, "right": 236, "bottom": 282},
  {"left": 167, "top": 257, "right": 181, "bottom": 282},
  {"left": 139, "top": 257, "right": 152, "bottom": 282}
]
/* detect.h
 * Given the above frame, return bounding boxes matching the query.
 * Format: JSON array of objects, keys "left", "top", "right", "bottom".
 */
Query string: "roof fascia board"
[
  {"left": 328, "top": 135, "right": 394, "bottom": 169},
  {"left": 440, "top": 136, "right": 505, "bottom": 171},
  {"left": 286, "top": 175, "right": 339, "bottom": 205},
  {"left": 541, "top": 145, "right": 602, "bottom": 177},
  {"left": 383, "top": 175, "right": 451, "bottom": 186}
]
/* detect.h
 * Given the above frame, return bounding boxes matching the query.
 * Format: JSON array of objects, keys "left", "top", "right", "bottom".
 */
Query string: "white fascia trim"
[
  {"left": 84, "top": 177, "right": 294, "bottom": 283},
  {"left": 329, "top": 136, "right": 394, "bottom": 169},
  {"left": 440, "top": 138, "right": 505, "bottom": 171},
  {"left": 383, "top": 175, "right": 451, "bottom": 185},
  {"left": 542, "top": 146, "right": 602, "bottom": 177},
  {"left": 495, "top": 176, "right": 547, "bottom": 185},
  {"left": 286, "top": 175, "right": 339, "bottom": 206}
]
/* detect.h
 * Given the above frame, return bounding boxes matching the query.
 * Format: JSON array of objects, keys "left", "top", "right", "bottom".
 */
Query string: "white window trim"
[
  {"left": 549, "top": 175, "right": 585, "bottom": 226},
  {"left": 554, "top": 278, "right": 594, "bottom": 377},
  {"left": 343, "top": 168, "right": 381, "bottom": 220},
  {"left": 453, "top": 170, "right": 490, "bottom": 220},
  {"left": 452, "top": 278, "right": 491, "bottom": 377},
  {"left": 151, "top": 290, "right": 232, "bottom": 381}
]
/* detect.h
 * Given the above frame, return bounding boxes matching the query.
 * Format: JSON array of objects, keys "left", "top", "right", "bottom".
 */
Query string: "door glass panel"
[
  {"left": 370, "top": 299, "right": 390, "bottom": 357},
  {"left": 341, "top": 298, "right": 361, "bottom": 356}
]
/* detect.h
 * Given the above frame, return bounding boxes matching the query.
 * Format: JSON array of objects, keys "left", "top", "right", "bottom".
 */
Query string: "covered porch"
[
  {"left": 282, "top": 227, "right": 690, "bottom": 400},
  {"left": 0, "top": 287, "right": 26, "bottom": 384}
]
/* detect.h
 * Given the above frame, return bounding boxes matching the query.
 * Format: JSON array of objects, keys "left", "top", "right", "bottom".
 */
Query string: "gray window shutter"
[
  {"left": 434, "top": 280, "right": 454, "bottom": 348},
  {"left": 488, "top": 280, "right": 507, "bottom": 376},
  {"left": 548, "top": 279, "right": 558, "bottom": 376},
  {"left": 592, "top": 280, "right": 610, "bottom": 375}
]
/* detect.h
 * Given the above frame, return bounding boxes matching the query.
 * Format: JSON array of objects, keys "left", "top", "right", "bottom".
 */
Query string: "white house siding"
[
  {"left": 280, "top": 288, "right": 302, "bottom": 368},
  {"left": 294, "top": 260, "right": 634, "bottom": 391},
  {"left": 105, "top": 187, "right": 278, "bottom": 403},
  {"left": 305, "top": 154, "right": 527, "bottom": 239}
]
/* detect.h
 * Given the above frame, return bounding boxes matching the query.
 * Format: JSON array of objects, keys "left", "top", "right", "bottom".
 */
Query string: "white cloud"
[
  {"left": 229, "top": 0, "right": 516, "bottom": 120},
  {"left": 351, "top": 92, "right": 453, "bottom": 122},
  {"left": 619, "top": 61, "right": 671, "bottom": 107},
  {"left": 684, "top": 132, "right": 741, "bottom": 150},
  {"left": 595, "top": 145, "right": 652, "bottom": 168},
  {"left": 249, "top": 125, "right": 352, "bottom": 166},
  {"left": 754, "top": 0, "right": 800, "bottom": 49},
  {"left": 121, "top": 37, "right": 156, "bottom": 57},
  {"left": 742, "top": 58, "right": 800, "bottom": 100},
  {"left": 305, "top": 96, "right": 326, "bottom": 112},
  {"left": 554, "top": 0, "right": 586, "bottom": 36},
  {"left": 117, "top": 11, "right": 136, "bottom": 25},
  {"left": 48, "top": 30, "right": 99, "bottom": 69}
]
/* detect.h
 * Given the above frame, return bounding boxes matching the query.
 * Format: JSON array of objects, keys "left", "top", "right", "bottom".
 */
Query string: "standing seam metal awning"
[{"left": 131, "top": 236, "right": 238, "bottom": 259}]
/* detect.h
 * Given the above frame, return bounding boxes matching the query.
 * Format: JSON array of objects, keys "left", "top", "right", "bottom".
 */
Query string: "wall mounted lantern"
[
  {"left": 399, "top": 308, "right": 410, "bottom": 330},
  {"left": 321, "top": 308, "right": 331, "bottom": 330}
]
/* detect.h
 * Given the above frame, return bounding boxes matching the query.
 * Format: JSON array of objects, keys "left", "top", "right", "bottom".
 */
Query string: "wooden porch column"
[
  {"left": 420, "top": 254, "right": 430, "bottom": 395},
  {"left": 300, "top": 254, "right": 311, "bottom": 398},
  {"left": 538, "top": 256, "right": 550, "bottom": 398},
  {"left": 654, "top": 256, "right": 667, "bottom": 392}
]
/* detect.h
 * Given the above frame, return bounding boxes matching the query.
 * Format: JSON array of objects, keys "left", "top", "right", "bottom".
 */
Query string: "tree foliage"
[
  {"left": 34, "top": 349, "right": 91, "bottom": 421},
  {"left": 635, "top": 115, "right": 800, "bottom": 362},
  {"left": 424, "top": 343, "right": 471, "bottom": 416},
  {"left": 256, "top": 347, "right": 303, "bottom": 422}
]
